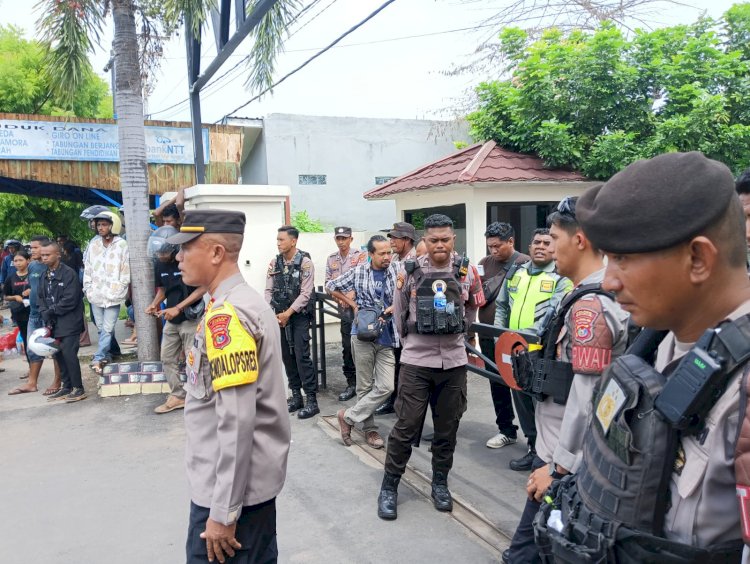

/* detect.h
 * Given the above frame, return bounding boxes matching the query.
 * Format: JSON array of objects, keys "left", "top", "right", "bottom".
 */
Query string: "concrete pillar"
[{"left": 183, "top": 184, "right": 290, "bottom": 294}]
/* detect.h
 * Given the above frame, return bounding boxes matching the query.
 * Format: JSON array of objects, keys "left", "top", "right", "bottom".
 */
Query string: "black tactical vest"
[
  {"left": 511, "top": 284, "right": 612, "bottom": 404},
  {"left": 407, "top": 257, "right": 466, "bottom": 335},
  {"left": 534, "top": 320, "right": 750, "bottom": 564},
  {"left": 270, "top": 250, "right": 312, "bottom": 315}
]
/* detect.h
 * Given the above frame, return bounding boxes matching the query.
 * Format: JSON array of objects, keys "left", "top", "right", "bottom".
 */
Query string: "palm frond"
[
  {"left": 35, "top": 0, "right": 104, "bottom": 108},
  {"left": 245, "top": 0, "right": 300, "bottom": 94},
  {"left": 162, "top": 0, "right": 217, "bottom": 39}
]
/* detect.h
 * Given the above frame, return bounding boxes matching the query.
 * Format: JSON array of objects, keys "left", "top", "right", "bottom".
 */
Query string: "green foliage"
[
  {"left": 0, "top": 25, "right": 110, "bottom": 117},
  {"left": 36, "top": 0, "right": 103, "bottom": 109},
  {"left": 291, "top": 211, "right": 325, "bottom": 233},
  {"left": 0, "top": 25, "right": 111, "bottom": 246},
  {"left": 467, "top": 5, "right": 750, "bottom": 179},
  {"left": 0, "top": 195, "right": 91, "bottom": 246}
]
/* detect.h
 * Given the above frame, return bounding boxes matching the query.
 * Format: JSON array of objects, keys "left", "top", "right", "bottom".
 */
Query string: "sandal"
[
  {"left": 8, "top": 387, "right": 36, "bottom": 395},
  {"left": 43, "top": 387, "right": 61, "bottom": 396}
]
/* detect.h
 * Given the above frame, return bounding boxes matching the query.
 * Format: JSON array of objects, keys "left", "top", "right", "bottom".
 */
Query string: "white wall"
[
  {"left": 183, "top": 184, "right": 289, "bottom": 294},
  {"left": 239, "top": 113, "right": 470, "bottom": 232},
  {"left": 392, "top": 182, "right": 597, "bottom": 263}
]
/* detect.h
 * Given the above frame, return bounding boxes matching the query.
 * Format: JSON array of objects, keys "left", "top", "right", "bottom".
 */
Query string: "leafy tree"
[
  {"left": 467, "top": 6, "right": 750, "bottom": 179},
  {"left": 35, "top": 0, "right": 298, "bottom": 360},
  {"left": 0, "top": 25, "right": 110, "bottom": 245}
]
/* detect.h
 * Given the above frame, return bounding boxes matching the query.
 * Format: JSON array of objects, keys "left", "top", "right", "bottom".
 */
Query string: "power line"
[
  {"left": 219, "top": 0, "right": 399, "bottom": 122},
  {"left": 148, "top": 0, "right": 327, "bottom": 118}
]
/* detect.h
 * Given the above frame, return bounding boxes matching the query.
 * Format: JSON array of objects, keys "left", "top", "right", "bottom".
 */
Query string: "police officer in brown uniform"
[
  {"left": 377, "top": 214, "right": 485, "bottom": 520},
  {"left": 325, "top": 226, "right": 366, "bottom": 401},
  {"left": 375, "top": 222, "right": 418, "bottom": 416},
  {"left": 168, "top": 210, "right": 291, "bottom": 564},
  {"left": 535, "top": 152, "right": 750, "bottom": 562},
  {"left": 265, "top": 226, "right": 318, "bottom": 419}
]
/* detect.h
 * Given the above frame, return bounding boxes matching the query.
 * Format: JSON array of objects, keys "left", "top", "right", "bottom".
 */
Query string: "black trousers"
[
  {"left": 55, "top": 333, "right": 82, "bottom": 390},
  {"left": 506, "top": 455, "right": 547, "bottom": 564},
  {"left": 280, "top": 313, "right": 317, "bottom": 395},
  {"left": 186, "top": 499, "right": 278, "bottom": 564},
  {"left": 480, "top": 337, "right": 518, "bottom": 438},
  {"left": 340, "top": 309, "right": 355, "bottom": 384},
  {"left": 512, "top": 389, "right": 537, "bottom": 448},
  {"left": 385, "top": 363, "right": 467, "bottom": 476},
  {"left": 12, "top": 308, "right": 29, "bottom": 361}
]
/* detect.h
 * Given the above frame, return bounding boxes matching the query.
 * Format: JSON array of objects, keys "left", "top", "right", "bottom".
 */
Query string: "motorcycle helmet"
[
  {"left": 4, "top": 239, "right": 21, "bottom": 249},
  {"left": 28, "top": 327, "right": 61, "bottom": 358},
  {"left": 80, "top": 205, "right": 110, "bottom": 221},
  {"left": 92, "top": 210, "right": 123, "bottom": 236},
  {"left": 147, "top": 225, "right": 180, "bottom": 259}
]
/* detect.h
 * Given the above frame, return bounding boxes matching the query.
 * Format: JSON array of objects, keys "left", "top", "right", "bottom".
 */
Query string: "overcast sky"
[{"left": 2, "top": 0, "right": 739, "bottom": 123}]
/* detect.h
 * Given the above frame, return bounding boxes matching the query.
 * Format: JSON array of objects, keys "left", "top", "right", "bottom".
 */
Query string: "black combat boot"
[
  {"left": 337, "top": 379, "right": 356, "bottom": 401},
  {"left": 297, "top": 393, "right": 320, "bottom": 419},
  {"left": 374, "top": 396, "right": 395, "bottom": 415},
  {"left": 377, "top": 472, "right": 401, "bottom": 520},
  {"left": 509, "top": 446, "right": 536, "bottom": 472},
  {"left": 287, "top": 389, "right": 303, "bottom": 413},
  {"left": 431, "top": 471, "right": 453, "bottom": 512}
]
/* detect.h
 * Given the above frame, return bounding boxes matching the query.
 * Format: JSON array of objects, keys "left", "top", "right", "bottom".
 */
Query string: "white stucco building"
[{"left": 229, "top": 113, "right": 470, "bottom": 231}]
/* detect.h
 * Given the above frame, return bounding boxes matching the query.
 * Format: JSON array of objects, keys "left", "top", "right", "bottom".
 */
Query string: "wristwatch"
[{"left": 549, "top": 464, "right": 565, "bottom": 480}]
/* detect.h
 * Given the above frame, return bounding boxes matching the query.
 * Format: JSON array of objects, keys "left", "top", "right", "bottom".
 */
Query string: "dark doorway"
[
  {"left": 486, "top": 202, "right": 557, "bottom": 252},
  {"left": 404, "top": 203, "right": 466, "bottom": 254}
]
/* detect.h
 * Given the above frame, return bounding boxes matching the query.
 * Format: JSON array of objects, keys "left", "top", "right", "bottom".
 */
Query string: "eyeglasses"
[{"left": 557, "top": 196, "right": 578, "bottom": 218}]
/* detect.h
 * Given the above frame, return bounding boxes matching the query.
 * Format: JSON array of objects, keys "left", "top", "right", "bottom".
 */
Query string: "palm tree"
[{"left": 36, "top": 0, "right": 297, "bottom": 360}]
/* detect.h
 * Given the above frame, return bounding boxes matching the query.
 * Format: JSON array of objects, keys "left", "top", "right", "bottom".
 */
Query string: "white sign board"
[{"left": 0, "top": 119, "right": 210, "bottom": 165}]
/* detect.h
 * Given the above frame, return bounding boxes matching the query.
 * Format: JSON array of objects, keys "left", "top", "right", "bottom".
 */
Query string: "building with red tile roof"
[{"left": 364, "top": 141, "right": 594, "bottom": 262}]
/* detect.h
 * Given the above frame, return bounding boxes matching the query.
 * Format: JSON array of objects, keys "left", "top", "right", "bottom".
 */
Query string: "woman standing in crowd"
[{"left": 4, "top": 250, "right": 32, "bottom": 381}]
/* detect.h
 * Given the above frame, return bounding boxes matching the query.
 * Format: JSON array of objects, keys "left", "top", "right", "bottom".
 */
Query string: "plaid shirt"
[{"left": 326, "top": 261, "right": 398, "bottom": 347}]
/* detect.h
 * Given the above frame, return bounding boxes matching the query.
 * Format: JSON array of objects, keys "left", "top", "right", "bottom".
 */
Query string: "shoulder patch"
[
  {"left": 569, "top": 297, "right": 614, "bottom": 375},
  {"left": 205, "top": 302, "right": 259, "bottom": 392}
]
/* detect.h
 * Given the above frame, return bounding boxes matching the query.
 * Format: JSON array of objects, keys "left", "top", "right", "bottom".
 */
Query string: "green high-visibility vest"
[{"left": 506, "top": 267, "right": 565, "bottom": 330}]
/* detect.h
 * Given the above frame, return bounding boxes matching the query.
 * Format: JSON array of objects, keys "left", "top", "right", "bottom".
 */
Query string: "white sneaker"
[{"left": 486, "top": 433, "right": 517, "bottom": 449}]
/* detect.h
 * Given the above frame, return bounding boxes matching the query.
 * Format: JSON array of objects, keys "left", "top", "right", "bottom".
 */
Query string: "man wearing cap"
[
  {"left": 325, "top": 226, "right": 366, "bottom": 402},
  {"left": 478, "top": 222, "right": 530, "bottom": 452},
  {"left": 535, "top": 152, "right": 750, "bottom": 562},
  {"left": 503, "top": 198, "right": 628, "bottom": 564},
  {"left": 169, "top": 210, "right": 290, "bottom": 564},
  {"left": 265, "top": 226, "right": 318, "bottom": 420},
  {"left": 374, "top": 221, "right": 418, "bottom": 416}
]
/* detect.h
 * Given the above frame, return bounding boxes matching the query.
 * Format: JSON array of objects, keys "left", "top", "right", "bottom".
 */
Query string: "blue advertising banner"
[{"left": 0, "top": 119, "right": 210, "bottom": 165}]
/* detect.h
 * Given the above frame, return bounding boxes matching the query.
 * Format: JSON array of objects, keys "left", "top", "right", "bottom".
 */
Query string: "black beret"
[
  {"left": 577, "top": 152, "right": 736, "bottom": 253},
  {"left": 167, "top": 209, "right": 246, "bottom": 244}
]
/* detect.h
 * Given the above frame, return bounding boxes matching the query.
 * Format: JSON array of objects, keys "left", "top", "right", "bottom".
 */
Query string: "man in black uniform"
[
  {"left": 38, "top": 242, "right": 86, "bottom": 403},
  {"left": 377, "top": 214, "right": 485, "bottom": 520},
  {"left": 264, "top": 226, "right": 318, "bottom": 419}
]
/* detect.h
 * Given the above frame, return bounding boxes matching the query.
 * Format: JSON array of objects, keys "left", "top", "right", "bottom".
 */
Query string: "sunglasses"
[{"left": 557, "top": 196, "right": 578, "bottom": 218}]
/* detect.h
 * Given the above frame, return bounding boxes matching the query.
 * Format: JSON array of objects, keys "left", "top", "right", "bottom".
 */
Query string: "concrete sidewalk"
[{"left": 0, "top": 339, "right": 527, "bottom": 563}]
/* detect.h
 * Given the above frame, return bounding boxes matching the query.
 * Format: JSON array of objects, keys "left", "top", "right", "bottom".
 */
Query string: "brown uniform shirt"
[
  {"left": 478, "top": 252, "right": 530, "bottom": 324},
  {"left": 325, "top": 248, "right": 365, "bottom": 312},
  {"left": 535, "top": 269, "right": 629, "bottom": 468},
  {"left": 263, "top": 253, "right": 315, "bottom": 313},
  {"left": 656, "top": 300, "right": 750, "bottom": 548},
  {"left": 184, "top": 273, "right": 291, "bottom": 525}
]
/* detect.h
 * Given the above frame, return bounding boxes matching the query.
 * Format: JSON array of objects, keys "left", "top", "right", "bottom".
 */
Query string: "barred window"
[
  {"left": 298, "top": 174, "right": 327, "bottom": 185},
  {"left": 375, "top": 176, "right": 396, "bottom": 185}
]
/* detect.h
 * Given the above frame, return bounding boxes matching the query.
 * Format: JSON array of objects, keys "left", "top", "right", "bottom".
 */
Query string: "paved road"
[{"left": 0, "top": 336, "right": 528, "bottom": 563}]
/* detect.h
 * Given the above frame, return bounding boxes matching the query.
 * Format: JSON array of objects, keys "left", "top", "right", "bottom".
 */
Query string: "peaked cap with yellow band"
[{"left": 166, "top": 209, "right": 246, "bottom": 245}]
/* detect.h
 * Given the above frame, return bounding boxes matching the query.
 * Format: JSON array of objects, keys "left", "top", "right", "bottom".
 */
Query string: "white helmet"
[{"left": 28, "top": 327, "right": 60, "bottom": 358}]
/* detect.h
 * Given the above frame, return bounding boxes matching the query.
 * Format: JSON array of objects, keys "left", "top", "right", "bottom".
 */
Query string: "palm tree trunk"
[{"left": 112, "top": 0, "right": 159, "bottom": 361}]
